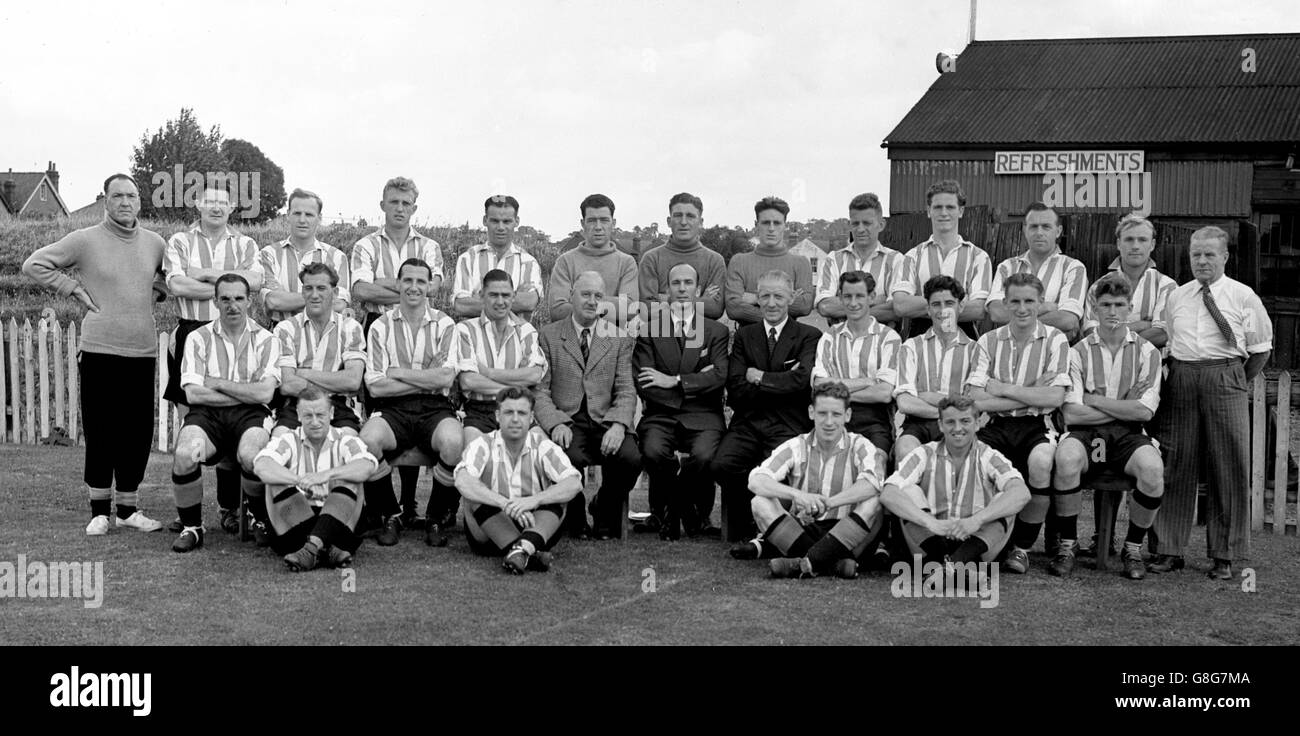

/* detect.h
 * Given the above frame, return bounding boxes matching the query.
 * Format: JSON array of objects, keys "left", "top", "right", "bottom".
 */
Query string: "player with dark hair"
[
  {"left": 455, "top": 387, "right": 584, "bottom": 574},
  {"left": 987, "top": 202, "right": 1089, "bottom": 337},
  {"left": 816, "top": 193, "right": 906, "bottom": 325},
  {"left": 638, "top": 192, "right": 726, "bottom": 320},
  {"left": 724, "top": 197, "right": 814, "bottom": 327},
  {"left": 548, "top": 194, "right": 638, "bottom": 326},
  {"left": 882, "top": 395, "right": 1030, "bottom": 565},
  {"left": 452, "top": 195, "right": 543, "bottom": 320},
  {"left": 1054, "top": 273, "right": 1165, "bottom": 579},
  {"left": 745, "top": 383, "right": 886, "bottom": 579}
]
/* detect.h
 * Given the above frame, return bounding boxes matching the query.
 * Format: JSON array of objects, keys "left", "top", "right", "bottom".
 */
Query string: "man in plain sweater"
[
  {"left": 638, "top": 192, "right": 726, "bottom": 320},
  {"left": 725, "top": 197, "right": 814, "bottom": 327},
  {"left": 548, "top": 193, "right": 639, "bottom": 327},
  {"left": 22, "top": 174, "right": 169, "bottom": 536}
]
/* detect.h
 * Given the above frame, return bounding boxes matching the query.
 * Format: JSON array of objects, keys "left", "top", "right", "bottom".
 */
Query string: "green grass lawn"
[{"left": 1, "top": 444, "right": 1297, "bottom": 646}]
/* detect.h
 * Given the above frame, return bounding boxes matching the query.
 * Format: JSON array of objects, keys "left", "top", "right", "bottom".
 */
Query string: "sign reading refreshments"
[{"left": 995, "top": 151, "right": 1144, "bottom": 175}]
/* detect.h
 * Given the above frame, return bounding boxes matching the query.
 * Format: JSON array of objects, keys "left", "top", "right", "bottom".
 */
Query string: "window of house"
[{"left": 1255, "top": 212, "right": 1299, "bottom": 298}]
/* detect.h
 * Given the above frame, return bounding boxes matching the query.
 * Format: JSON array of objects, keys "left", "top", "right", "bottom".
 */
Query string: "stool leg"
[
  {"left": 1096, "top": 490, "right": 1115, "bottom": 571},
  {"left": 238, "top": 488, "right": 250, "bottom": 542}
]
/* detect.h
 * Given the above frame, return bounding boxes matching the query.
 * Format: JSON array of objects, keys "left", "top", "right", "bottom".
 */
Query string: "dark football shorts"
[
  {"left": 182, "top": 404, "right": 270, "bottom": 462},
  {"left": 369, "top": 395, "right": 459, "bottom": 458},
  {"left": 977, "top": 414, "right": 1056, "bottom": 476},
  {"left": 461, "top": 398, "right": 499, "bottom": 433},
  {"left": 846, "top": 402, "right": 893, "bottom": 454},
  {"left": 1061, "top": 422, "right": 1157, "bottom": 481},
  {"left": 899, "top": 417, "right": 943, "bottom": 445}
]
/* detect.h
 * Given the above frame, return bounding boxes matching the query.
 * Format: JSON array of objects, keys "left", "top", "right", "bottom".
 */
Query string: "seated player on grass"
[
  {"left": 738, "top": 382, "right": 885, "bottom": 580},
  {"left": 454, "top": 387, "right": 584, "bottom": 575},
  {"left": 881, "top": 395, "right": 1030, "bottom": 567},
  {"left": 254, "top": 388, "right": 379, "bottom": 572}
]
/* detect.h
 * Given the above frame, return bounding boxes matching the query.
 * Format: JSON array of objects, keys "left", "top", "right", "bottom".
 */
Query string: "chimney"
[
  {"left": 46, "top": 161, "right": 59, "bottom": 192},
  {"left": 2, "top": 177, "right": 15, "bottom": 215}
]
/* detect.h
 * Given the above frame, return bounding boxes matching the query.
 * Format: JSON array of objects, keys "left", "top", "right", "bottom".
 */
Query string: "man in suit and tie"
[
  {"left": 633, "top": 262, "right": 729, "bottom": 540},
  {"left": 534, "top": 271, "right": 642, "bottom": 540},
  {"left": 714, "top": 270, "right": 822, "bottom": 546}
]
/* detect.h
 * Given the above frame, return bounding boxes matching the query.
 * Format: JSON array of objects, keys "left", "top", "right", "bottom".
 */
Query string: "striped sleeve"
[
  {"left": 340, "top": 317, "right": 367, "bottom": 366},
  {"left": 253, "top": 332, "right": 282, "bottom": 384},
  {"left": 330, "top": 248, "right": 351, "bottom": 303},
  {"left": 349, "top": 237, "right": 376, "bottom": 287},
  {"left": 164, "top": 232, "right": 189, "bottom": 285},
  {"left": 338, "top": 434, "right": 379, "bottom": 470},
  {"left": 883, "top": 251, "right": 907, "bottom": 296},
  {"left": 965, "top": 334, "right": 994, "bottom": 389},
  {"left": 749, "top": 437, "right": 802, "bottom": 485},
  {"left": 1057, "top": 259, "right": 1089, "bottom": 317},
  {"left": 986, "top": 259, "right": 1012, "bottom": 304},
  {"left": 1043, "top": 330, "right": 1073, "bottom": 387},
  {"left": 891, "top": 253, "right": 918, "bottom": 295},
  {"left": 255, "top": 433, "right": 296, "bottom": 467},
  {"left": 1135, "top": 342, "right": 1163, "bottom": 414},
  {"left": 893, "top": 338, "right": 919, "bottom": 398},
  {"left": 365, "top": 318, "right": 391, "bottom": 387},
  {"left": 885, "top": 445, "right": 929, "bottom": 488},
  {"left": 982, "top": 446, "right": 1023, "bottom": 492},
  {"left": 1148, "top": 275, "right": 1175, "bottom": 324},
  {"left": 273, "top": 320, "right": 298, "bottom": 370},
  {"left": 1064, "top": 348, "right": 1085, "bottom": 406},
  {"left": 523, "top": 253, "right": 545, "bottom": 299},
  {"left": 538, "top": 438, "right": 581, "bottom": 484},
  {"left": 520, "top": 324, "right": 547, "bottom": 369},
  {"left": 456, "top": 436, "right": 491, "bottom": 480},
  {"left": 257, "top": 245, "right": 281, "bottom": 298},
  {"left": 967, "top": 249, "right": 993, "bottom": 301},
  {"left": 433, "top": 312, "right": 457, "bottom": 365},
  {"left": 810, "top": 332, "right": 834, "bottom": 385},
  {"left": 180, "top": 328, "right": 207, "bottom": 388},
  {"left": 421, "top": 239, "right": 445, "bottom": 281},
  {"left": 450, "top": 322, "right": 479, "bottom": 373},
  {"left": 237, "top": 235, "right": 263, "bottom": 275},
  {"left": 452, "top": 252, "right": 474, "bottom": 299},
  {"left": 815, "top": 253, "right": 841, "bottom": 305},
  {"left": 850, "top": 436, "right": 879, "bottom": 485},
  {"left": 875, "top": 328, "right": 902, "bottom": 386}
]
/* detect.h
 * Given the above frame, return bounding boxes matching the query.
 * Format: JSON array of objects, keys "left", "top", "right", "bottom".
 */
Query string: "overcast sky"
[{"left": 3, "top": 0, "right": 1296, "bottom": 238}]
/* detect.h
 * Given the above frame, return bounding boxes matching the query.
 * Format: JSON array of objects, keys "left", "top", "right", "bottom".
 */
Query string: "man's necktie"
[
  {"left": 1200, "top": 284, "right": 1236, "bottom": 346},
  {"left": 580, "top": 328, "right": 590, "bottom": 363},
  {"left": 767, "top": 327, "right": 778, "bottom": 358}
]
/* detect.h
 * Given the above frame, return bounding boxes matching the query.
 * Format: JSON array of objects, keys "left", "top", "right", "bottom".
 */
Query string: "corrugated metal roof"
[{"left": 885, "top": 34, "right": 1300, "bottom": 146}]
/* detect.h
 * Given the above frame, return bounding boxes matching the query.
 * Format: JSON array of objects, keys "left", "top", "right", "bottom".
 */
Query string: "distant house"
[
  {"left": 67, "top": 194, "right": 105, "bottom": 220},
  {"left": 0, "top": 163, "right": 69, "bottom": 219}
]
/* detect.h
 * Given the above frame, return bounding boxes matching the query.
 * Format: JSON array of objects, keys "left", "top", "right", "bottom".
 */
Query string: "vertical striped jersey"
[
  {"left": 258, "top": 239, "right": 352, "bottom": 323},
  {"left": 364, "top": 307, "right": 457, "bottom": 396},
  {"left": 164, "top": 225, "right": 264, "bottom": 321},
  {"left": 1066, "top": 329, "right": 1163, "bottom": 416},
  {"left": 748, "top": 430, "right": 881, "bottom": 521},
  {"left": 254, "top": 426, "right": 377, "bottom": 504},
  {"left": 1080, "top": 259, "right": 1176, "bottom": 333},
  {"left": 450, "top": 315, "right": 548, "bottom": 401},
  {"left": 814, "top": 243, "right": 907, "bottom": 306},
  {"left": 988, "top": 250, "right": 1089, "bottom": 318},
  {"left": 349, "top": 229, "right": 445, "bottom": 315},
  {"left": 457, "top": 429, "right": 581, "bottom": 500},
  {"left": 892, "top": 238, "right": 993, "bottom": 302},
  {"left": 893, "top": 328, "right": 979, "bottom": 400},
  {"left": 886, "top": 440, "right": 1022, "bottom": 520},
  {"left": 966, "top": 323, "right": 1072, "bottom": 417},
  {"left": 452, "top": 243, "right": 545, "bottom": 302},
  {"left": 273, "top": 312, "right": 367, "bottom": 375},
  {"left": 180, "top": 320, "right": 281, "bottom": 390},
  {"left": 810, "top": 319, "right": 901, "bottom": 389}
]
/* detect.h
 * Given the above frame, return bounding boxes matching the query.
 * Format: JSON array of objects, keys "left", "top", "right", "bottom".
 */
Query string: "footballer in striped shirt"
[
  {"left": 258, "top": 189, "right": 351, "bottom": 325},
  {"left": 349, "top": 177, "right": 445, "bottom": 328},
  {"left": 254, "top": 388, "right": 379, "bottom": 571},
  {"left": 892, "top": 275, "right": 979, "bottom": 465},
  {"left": 451, "top": 195, "right": 544, "bottom": 320},
  {"left": 1080, "top": 213, "right": 1175, "bottom": 349},
  {"left": 741, "top": 383, "right": 886, "bottom": 580},
  {"left": 272, "top": 262, "right": 368, "bottom": 437},
  {"left": 814, "top": 193, "right": 906, "bottom": 326},
  {"left": 455, "top": 387, "right": 583, "bottom": 574},
  {"left": 987, "top": 203, "right": 1088, "bottom": 337},
  {"left": 881, "top": 395, "right": 1029, "bottom": 565},
  {"left": 1055, "top": 273, "right": 1165, "bottom": 580},
  {"left": 451, "top": 268, "right": 547, "bottom": 443},
  {"left": 966, "top": 272, "right": 1071, "bottom": 575}
]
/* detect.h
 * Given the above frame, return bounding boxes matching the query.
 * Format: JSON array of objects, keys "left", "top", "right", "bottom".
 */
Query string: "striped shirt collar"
[
  {"left": 799, "top": 429, "right": 852, "bottom": 457},
  {"left": 490, "top": 429, "right": 539, "bottom": 462},
  {"left": 988, "top": 321, "right": 1053, "bottom": 344},
  {"left": 187, "top": 223, "right": 238, "bottom": 243},
  {"left": 1080, "top": 325, "right": 1137, "bottom": 348},
  {"left": 297, "top": 309, "right": 341, "bottom": 334},
  {"left": 276, "top": 238, "right": 330, "bottom": 253},
  {"left": 213, "top": 318, "right": 263, "bottom": 343},
  {"left": 392, "top": 305, "right": 437, "bottom": 327},
  {"left": 474, "top": 312, "right": 529, "bottom": 337},
  {"left": 1006, "top": 248, "right": 1064, "bottom": 268},
  {"left": 830, "top": 316, "right": 886, "bottom": 339},
  {"left": 933, "top": 438, "right": 986, "bottom": 463},
  {"left": 290, "top": 425, "right": 348, "bottom": 454},
  {"left": 917, "top": 236, "right": 977, "bottom": 252},
  {"left": 837, "top": 241, "right": 895, "bottom": 262},
  {"left": 469, "top": 241, "right": 524, "bottom": 258},
  {"left": 920, "top": 326, "right": 974, "bottom": 347},
  {"left": 371, "top": 227, "right": 428, "bottom": 248},
  {"left": 1106, "top": 256, "right": 1158, "bottom": 273}
]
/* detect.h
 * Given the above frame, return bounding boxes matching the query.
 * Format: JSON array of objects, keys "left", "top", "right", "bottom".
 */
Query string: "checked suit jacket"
[
  {"left": 727, "top": 319, "right": 822, "bottom": 436},
  {"left": 534, "top": 317, "right": 638, "bottom": 433},
  {"left": 632, "top": 316, "right": 729, "bottom": 432}
]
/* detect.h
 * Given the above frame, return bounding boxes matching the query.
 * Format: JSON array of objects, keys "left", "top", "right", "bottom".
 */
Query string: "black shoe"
[
  {"left": 283, "top": 545, "right": 320, "bottom": 572},
  {"left": 864, "top": 547, "right": 893, "bottom": 573},
  {"left": 729, "top": 539, "right": 761, "bottom": 560},
  {"left": 171, "top": 526, "right": 204, "bottom": 553},
  {"left": 1207, "top": 559, "right": 1233, "bottom": 580},
  {"left": 377, "top": 516, "right": 401, "bottom": 547},
  {"left": 432, "top": 507, "right": 457, "bottom": 530},
  {"left": 1120, "top": 546, "right": 1146, "bottom": 580},
  {"left": 527, "top": 550, "right": 553, "bottom": 572},
  {"left": 1047, "top": 540, "right": 1077, "bottom": 577},
  {"left": 251, "top": 520, "right": 272, "bottom": 548},
  {"left": 632, "top": 515, "right": 663, "bottom": 534},
  {"left": 1147, "top": 554, "right": 1185, "bottom": 574},
  {"left": 424, "top": 522, "right": 448, "bottom": 548},
  {"left": 503, "top": 543, "right": 529, "bottom": 575},
  {"left": 219, "top": 507, "right": 240, "bottom": 535}
]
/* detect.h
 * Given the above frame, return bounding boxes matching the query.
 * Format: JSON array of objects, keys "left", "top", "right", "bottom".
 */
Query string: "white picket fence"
[{"left": 1, "top": 314, "right": 1296, "bottom": 533}]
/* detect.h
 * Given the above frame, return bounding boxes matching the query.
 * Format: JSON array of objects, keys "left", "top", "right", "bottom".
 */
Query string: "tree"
[
  {"left": 131, "top": 108, "right": 224, "bottom": 221},
  {"left": 220, "top": 138, "right": 286, "bottom": 224}
]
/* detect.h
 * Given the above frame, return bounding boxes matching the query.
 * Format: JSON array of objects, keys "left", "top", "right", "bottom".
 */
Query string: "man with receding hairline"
[{"left": 987, "top": 202, "right": 1088, "bottom": 337}]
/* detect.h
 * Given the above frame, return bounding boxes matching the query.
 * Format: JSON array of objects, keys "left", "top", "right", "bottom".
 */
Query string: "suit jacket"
[
  {"left": 727, "top": 319, "right": 821, "bottom": 435},
  {"left": 632, "top": 316, "right": 729, "bottom": 431},
  {"left": 534, "top": 318, "right": 637, "bottom": 432}
]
